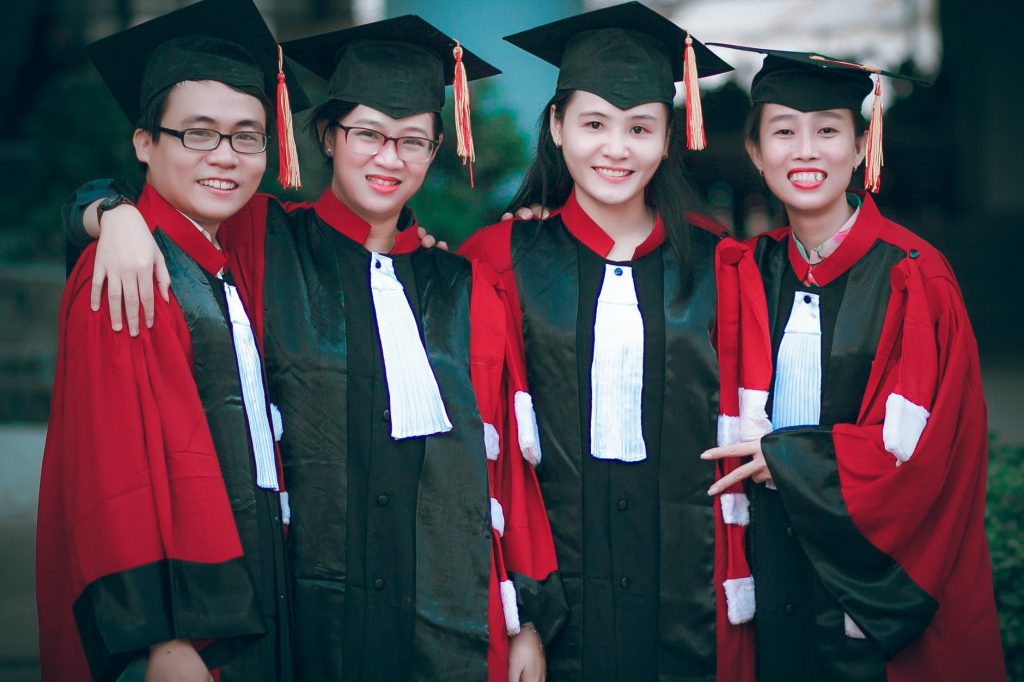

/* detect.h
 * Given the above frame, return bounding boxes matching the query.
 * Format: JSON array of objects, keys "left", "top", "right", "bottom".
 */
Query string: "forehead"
[
  {"left": 761, "top": 102, "right": 854, "bottom": 124},
  {"left": 565, "top": 90, "right": 668, "bottom": 119},
  {"left": 162, "top": 80, "right": 266, "bottom": 126},
  {"left": 341, "top": 104, "right": 435, "bottom": 135}
]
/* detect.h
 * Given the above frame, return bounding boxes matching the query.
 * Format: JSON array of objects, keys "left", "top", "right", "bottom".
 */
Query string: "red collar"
[
  {"left": 560, "top": 189, "right": 665, "bottom": 260},
  {"left": 136, "top": 184, "right": 226, "bottom": 276},
  {"left": 786, "top": 191, "right": 882, "bottom": 287},
  {"left": 313, "top": 188, "right": 421, "bottom": 255}
]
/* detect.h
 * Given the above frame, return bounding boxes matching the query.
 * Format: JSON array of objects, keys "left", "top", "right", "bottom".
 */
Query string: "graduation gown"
[
  {"left": 460, "top": 191, "right": 755, "bottom": 682},
  {"left": 217, "top": 189, "right": 564, "bottom": 682},
  {"left": 37, "top": 185, "right": 290, "bottom": 681},
  {"left": 749, "top": 192, "right": 1005, "bottom": 681}
]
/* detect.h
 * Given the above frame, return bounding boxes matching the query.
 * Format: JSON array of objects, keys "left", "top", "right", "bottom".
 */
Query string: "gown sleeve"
[
  {"left": 759, "top": 253, "right": 1005, "bottom": 680},
  {"left": 36, "top": 248, "right": 265, "bottom": 682}
]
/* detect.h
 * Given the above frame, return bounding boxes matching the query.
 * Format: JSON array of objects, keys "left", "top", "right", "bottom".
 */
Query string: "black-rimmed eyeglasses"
[
  {"left": 332, "top": 123, "right": 438, "bottom": 163},
  {"left": 158, "top": 127, "right": 269, "bottom": 154}
]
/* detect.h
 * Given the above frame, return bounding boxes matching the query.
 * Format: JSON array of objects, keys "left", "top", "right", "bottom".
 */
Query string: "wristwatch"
[{"left": 95, "top": 193, "right": 134, "bottom": 225}]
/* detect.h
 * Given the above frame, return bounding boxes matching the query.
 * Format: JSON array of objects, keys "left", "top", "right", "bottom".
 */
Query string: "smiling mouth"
[
  {"left": 367, "top": 175, "right": 401, "bottom": 187},
  {"left": 594, "top": 167, "right": 633, "bottom": 178},
  {"left": 788, "top": 170, "right": 826, "bottom": 185},
  {"left": 198, "top": 178, "right": 238, "bottom": 190}
]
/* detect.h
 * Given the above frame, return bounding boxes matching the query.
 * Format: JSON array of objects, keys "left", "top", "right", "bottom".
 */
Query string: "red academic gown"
[
  {"left": 461, "top": 191, "right": 755, "bottom": 681},
  {"left": 36, "top": 187, "right": 267, "bottom": 681},
  {"left": 748, "top": 192, "right": 1005, "bottom": 681},
  {"left": 218, "top": 190, "right": 564, "bottom": 681}
]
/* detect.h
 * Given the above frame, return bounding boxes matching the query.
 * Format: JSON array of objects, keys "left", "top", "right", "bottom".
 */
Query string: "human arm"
[
  {"left": 61, "top": 179, "right": 169, "bottom": 335},
  {"left": 507, "top": 623, "right": 545, "bottom": 682}
]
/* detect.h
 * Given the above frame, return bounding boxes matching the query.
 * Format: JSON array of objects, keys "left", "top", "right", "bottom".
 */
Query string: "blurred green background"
[{"left": 1, "top": 0, "right": 1021, "bottom": 679}]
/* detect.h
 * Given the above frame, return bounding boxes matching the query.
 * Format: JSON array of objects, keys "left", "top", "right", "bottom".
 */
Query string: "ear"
[
  {"left": 549, "top": 104, "right": 563, "bottom": 148},
  {"left": 745, "top": 138, "right": 763, "bottom": 174},
  {"left": 427, "top": 132, "right": 444, "bottom": 165},
  {"left": 133, "top": 128, "right": 153, "bottom": 165},
  {"left": 853, "top": 131, "right": 867, "bottom": 168}
]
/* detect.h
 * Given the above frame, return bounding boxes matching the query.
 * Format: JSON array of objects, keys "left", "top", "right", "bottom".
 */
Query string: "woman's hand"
[
  {"left": 500, "top": 204, "right": 550, "bottom": 222},
  {"left": 416, "top": 226, "right": 448, "bottom": 251},
  {"left": 144, "top": 639, "right": 213, "bottom": 682},
  {"left": 508, "top": 623, "right": 546, "bottom": 682},
  {"left": 89, "top": 201, "right": 169, "bottom": 336},
  {"left": 701, "top": 438, "right": 773, "bottom": 494}
]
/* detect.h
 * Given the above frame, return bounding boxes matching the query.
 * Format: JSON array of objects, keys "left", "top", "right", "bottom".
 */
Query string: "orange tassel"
[
  {"left": 683, "top": 33, "right": 706, "bottom": 151},
  {"left": 276, "top": 45, "right": 301, "bottom": 190},
  {"left": 864, "top": 76, "right": 883, "bottom": 193},
  {"left": 452, "top": 40, "right": 475, "bottom": 187}
]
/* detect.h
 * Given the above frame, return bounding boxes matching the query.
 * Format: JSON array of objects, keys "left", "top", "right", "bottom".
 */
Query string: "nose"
[
  {"left": 795, "top": 128, "right": 820, "bottom": 160},
  {"left": 206, "top": 136, "right": 239, "bottom": 166},
  {"left": 601, "top": 129, "right": 628, "bottom": 159},
  {"left": 374, "top": 138, "right": 404, "bottom": 169}
]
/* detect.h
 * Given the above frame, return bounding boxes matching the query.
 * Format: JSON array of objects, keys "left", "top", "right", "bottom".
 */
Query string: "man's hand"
[
  {"left": 144, "top": 639, "right": 212, "bottom": 682},
  {"left": 89, "top": 201, "right": 169, "bottom": 336},
  {"left": 508, "top": 623, "right": 546, "bottom": 682},
  {"left": 701, "top": 439, "right": 773, "bottom": 494},
  {"left": 500, "top": 204, "right": 550, "bottom": 222}
]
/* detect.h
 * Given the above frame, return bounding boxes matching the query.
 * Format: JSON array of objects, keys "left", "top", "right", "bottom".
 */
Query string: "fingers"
[
  {"left": 122, "top": 276, "right": 141, "bottom": 337},
  {"left": 421, "top": 234, "right": 437, "bottom": 249},
  {"left": 417, "top": 226, "right": 427, "bottom": 239},
  {"left": 707, "top": 460, "right": 760, "bottom": 496},
  {"left": 90, "top": 262, "right": 107, "bottom": 313},
  {"left": 138, "top": 272, "right": 156, "bottom": 330},
  {"left": 514, "top": 207, "right": 536, "bottom": 220},
  {"left": 500, "top": 212, "right": 514, "bottom": 221},
  {"left": 437, "top": 240, "right": 449, "bottom": 251},
  {"left": 156, "top": 252, "right": 171, "bottom": 303},
  {"left": 700, "top": 441, "right": 758, "bottom": 460},
  {"left": 106, "top": 276, "right": 123, "bottom": 332}
]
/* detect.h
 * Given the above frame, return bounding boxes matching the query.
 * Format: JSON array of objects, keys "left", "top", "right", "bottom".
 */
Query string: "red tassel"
[
  {"left": 683, "top": 33, "right": 706, "bottom": 151},
  {"left": 276, "top": 45, "right": 301, "bottom": 190},
  {"left": 452, "top": 40, "right": 475, "bottom": 188},
  {"left": 864, "top": 76, "right": 883, "bottom": 193}
]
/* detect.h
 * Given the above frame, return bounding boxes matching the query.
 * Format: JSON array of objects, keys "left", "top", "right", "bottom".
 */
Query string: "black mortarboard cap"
[
  {"left": 707, "top": 43, "right": 931, "bottom": 192},
  {"left": 503, "top": 1, "right": 732, "bottom": 111},
  {"left": 705, "top": 43, "right": 929, "bottom": 112},
  {"left": 281, "top": 15, "right": 500, "bottom": 119},
  {"left": 86, "top": 0, "right": 311, "bottom": 125}
]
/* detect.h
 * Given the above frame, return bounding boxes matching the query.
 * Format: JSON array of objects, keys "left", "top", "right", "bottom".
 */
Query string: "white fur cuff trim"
[
  {"left": 279, "top": 491, "right": 291, "bottom": 525},
  {"left": 724, "top": 576, "right": 756, "bottom": 624},
  {"left": 739, "top": 388, "right": 772, "bottom": 441},
  {"left": 484, "top": 422, "right": 500, "bottom": 461},
  {"left": 883, "top": 393, "right": 929, "bottom": 465},
  {"left": 721, "top": 492, "right": 750, "bottom": 526},
  {"left": 500, "top": 579, "right": 521, "bottom": 635},
  {"left": 844, "top": 612, "right": 867, "bottom": 639},
  {"left": 717, "top": 414, "right": 740, "bottom": 447},
  {"left": 515, "top": 391, "right": 542, "bottom": 466},
  {"left": 490, "top": 497, "right": 505, "bottom": 537},
  {"left": 270, "top": 403, "right": 284, "bottom": 441}
]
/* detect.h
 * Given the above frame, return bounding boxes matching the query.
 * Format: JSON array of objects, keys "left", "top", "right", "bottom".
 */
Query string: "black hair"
[
  {"left": 308, "top": 99, "right": 445, "bottom": 169},
  {"left": 133, "top": 80, "right": 274, "bottom": 174},
  {"left": 506, "top": 91, "right": 693, "bottom": 281}
]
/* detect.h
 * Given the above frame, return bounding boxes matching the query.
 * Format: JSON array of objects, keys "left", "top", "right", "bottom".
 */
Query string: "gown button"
[
  {"left": 617, "top": 499, "right": 628, "bottom": 511},
  {"left": 620, "top": 577, "right": 630, "bottom": 589},
  {"left": 375, "top": 260, "right": 382, "bottom": 269},
  {"left": 377, "top": 494, "right": 390, "bottom": 507},
  {"left": 383, "top": 409, "right": 390, "bottom": 422},
  {"left": 785, "top": 603, "right": 796, "bottom": 614},
  {"left": 786, "top": 526, "right": 795, "bottom": 537},
  {"left": 909, "top": 248, "right": 920, "bottom": 259},
  {"left": 374, "top": 578, "right": 385, "bottom": 590},
  {"left": 803, "top": 294, "right": 812, "bottom": 304},
  {"left": 614, "top": 267, "right": 623, "bottom": 276}
]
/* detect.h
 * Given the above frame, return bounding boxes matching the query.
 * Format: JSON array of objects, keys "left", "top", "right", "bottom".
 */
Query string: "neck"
[
  {"left": 576, "top": 190, "right": 653, "bottom": 260},
  {"left": 788, "top": 194, "right": 855, "bottom": 252},
  {"left": 331, "top": 183, "right": 398, "bottom": 252}
]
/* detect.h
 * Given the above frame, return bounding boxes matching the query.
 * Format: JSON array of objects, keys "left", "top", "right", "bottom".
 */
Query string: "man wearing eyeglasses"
[{"left": 35, "top": 1, "right": 309, "bottom": 681}]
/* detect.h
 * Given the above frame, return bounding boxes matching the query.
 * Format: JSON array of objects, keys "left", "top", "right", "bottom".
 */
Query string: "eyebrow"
[
  {"left": 180, "top": 114, "right": 265, "bottom": 130},
  {"left": 350, "top": 118, "right": 432, "bottom": 137}
]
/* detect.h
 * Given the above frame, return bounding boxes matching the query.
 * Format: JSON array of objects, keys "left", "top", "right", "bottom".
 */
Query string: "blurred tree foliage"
[{"left": 987, "top": 439, "right": 1024, "bottom": 680}]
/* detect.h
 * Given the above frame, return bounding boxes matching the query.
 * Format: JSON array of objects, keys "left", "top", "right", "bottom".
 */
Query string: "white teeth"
[
  {"left": 596, "top": 168, "right": 630, "bottom": 177},
  {"left": 199, "top": 179, "right": 237, "bottom": 190},
  {"left": 789, "top": 171, "right": 825, "bottom": 184},
  {"left": 368, "top": 177, "right": 399, "bottom": 186}
]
